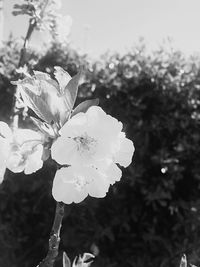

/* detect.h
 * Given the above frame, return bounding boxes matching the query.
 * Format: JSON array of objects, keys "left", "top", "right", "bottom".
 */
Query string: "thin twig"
[
  {"left": 37, "top": 201, "right": 65, "bottom": 267},
  {"left": 18, "top": 17, "right": 36, "bottom": 68},
  {"left": 12, "top": 17, "right": 36, "bottom": 129}
]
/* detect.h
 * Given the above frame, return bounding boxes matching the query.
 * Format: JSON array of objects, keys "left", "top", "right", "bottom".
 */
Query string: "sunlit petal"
[
  {"left": 0, "top": 121, "right": 12, "bottom": 140},
  {"left": 51, "top": 137, "right": 77, "bottom": 165},
  {"left": 114, "top": 136, "right": 135, "bottom": 167},
  {"left": 52, "top": 167, "right": 88, "bottom": 204},
  {"left": 106, "top": 162, "right": 122, "bottom": 185},
  {"left": 24, "top": 144, "right": 43, "bottom": 174}
]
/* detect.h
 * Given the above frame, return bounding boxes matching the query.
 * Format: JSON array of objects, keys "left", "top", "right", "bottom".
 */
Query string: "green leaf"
[
  {"left": 21, "top": 87, "right": 57, "bottom": 124},
  {"left": 33, "top": 71, "right": 61, "bottom": 94},
  {"left": 54, "top": 66, "right": 72, "bottom": 95},
  {"left": 12, "top": 77, "right": 39, "bottom": 94},
  {"left": 30, "top": 117, "right": 58, "bottom": 138},
  {"left": 64, "top": 69, "right": 83, "bottom": 111},
  {"left": 37, "top": 79, "right": 70, "bottom": 126},
  {"left": 16, "top": 70, "right": 71, "bottom": 128},
  {"left": 63, "top": 252, "right": 71, "bottom": 267},
  {"left": 71, "top": 99, "right": 99, "bottom": 117}
]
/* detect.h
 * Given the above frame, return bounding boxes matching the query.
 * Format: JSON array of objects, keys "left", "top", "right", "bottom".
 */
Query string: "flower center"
[
  {"left": 73, "top": 133, "right": 97, "bottom": 156},
  {"left": 74, "top": 175, "right": 88, "bottom": 191}
]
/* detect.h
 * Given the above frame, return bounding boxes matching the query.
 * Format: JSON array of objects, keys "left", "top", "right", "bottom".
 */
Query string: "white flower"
[
  {"left": 7, "top": 129, "right": 44, "bottom": 175},
  {"left": 51, "top": 106, "right": 134, "bottom": 203},
  {"left": 0, "top": 122, "right": 44, "bottom": 181}
]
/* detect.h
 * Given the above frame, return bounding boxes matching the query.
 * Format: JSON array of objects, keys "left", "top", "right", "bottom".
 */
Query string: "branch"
[
  {"left": 12, "top": 17, "right": 36, "bottom": 129},
  {"left": 37, "top": 201, "right": 65, "bottom": 267},
  {"left": 18, "top": 17, "right": 36, "bottom": 68}
]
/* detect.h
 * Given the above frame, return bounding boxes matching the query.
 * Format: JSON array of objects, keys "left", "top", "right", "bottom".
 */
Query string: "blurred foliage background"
[{"left": 1, "top": 38, "right": 200, "bottom": 267}]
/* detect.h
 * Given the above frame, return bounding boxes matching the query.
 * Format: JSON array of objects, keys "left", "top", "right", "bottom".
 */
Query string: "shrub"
[{"left": 1, "top": 41, "right": 200, "bottom": 267}]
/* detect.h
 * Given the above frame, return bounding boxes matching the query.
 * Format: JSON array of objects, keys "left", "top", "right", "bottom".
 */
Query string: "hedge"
[{"left": 0, "top": 40, "right": 200, "bottom": 267}]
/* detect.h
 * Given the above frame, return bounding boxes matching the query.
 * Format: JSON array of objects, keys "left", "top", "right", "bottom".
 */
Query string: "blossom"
[
  {"left": 0, "top": 122, "right": 44, "bottom": 181},
  {"left": 6, "top": 129, "right": 44, "bottom": 175},
  {"left": 51, "top": 106, "right": 134, "bottom": 204}
]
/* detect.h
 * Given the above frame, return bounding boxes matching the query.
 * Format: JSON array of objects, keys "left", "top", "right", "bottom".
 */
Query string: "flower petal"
[
  {"left": 60, "top": 112, "right": 87, "bottom": 137},
  {"left": 51, "top": 136, "right": 77, "bottom": 165},
  {"left": 52, "top": 167, "right": 88, "bottom": 204},
  {"left": 13, "top": 129, "right": 43, "bottom": 146},
  {"left": 54, "top": 66, "right": 72, "bottom": 94},
  {"left": 6, "top": 151, "right": 25, "bottom": 173},
  {"left": 114, "top": 136, "right": 135, "bottom": 167},
  {"left": 0, "top": 122, "right": 12, "bottom": 140},
  {"left": 86, "top": 106, "right": 123, "bottom": 140},
  {"left": 106, "top": 162, "right": 122, "bottom": 185},
  {"left": 0, "top": 139, "right": 9, "bottom": 163},
  {"left": 87, "top": 168, "right": 110, "bottom": 198},
  {"left": 24, "top": 144, "right": 43, "bottom": 174},
  {"left": 0, "top": 165, "right": 6, "bottom": 183}
]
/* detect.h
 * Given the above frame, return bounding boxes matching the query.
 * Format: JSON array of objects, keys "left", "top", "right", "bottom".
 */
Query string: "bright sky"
[{"left": 3, "top": 0, "right": 200, "bottom": 57}]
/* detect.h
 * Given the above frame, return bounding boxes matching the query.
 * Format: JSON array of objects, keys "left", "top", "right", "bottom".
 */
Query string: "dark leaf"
[
  {"left": 54, "top": 66, "right": 72, "bottom": 95},
  {"left": 30, "top": 117, "right": 58, "bottom": 138},
  {"left": 21, "top": 88, "right": 56, "bottom": 124},
  {"left": 71, "top": 98, "right": 99, "bottom": 117},
  {"left": 64, "top": 69, "right": 83, "bottom": 111}
]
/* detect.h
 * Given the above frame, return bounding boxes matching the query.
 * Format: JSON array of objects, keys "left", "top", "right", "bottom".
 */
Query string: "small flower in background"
[
  {"left": 0, "top": 122, "right": 44, "bottom": 181},
  {"left": 34, "top": 0, "right": 63, "bottom": 32},
  {"left": 12, "top": 0, "right": 72, "bottom": 43},
  {"left": 51, "top": 15, "right": 72, "bottom": 44},
  {"left": 13, "top": 0, "right": 61, "bottom": 29},
  {"left": 6, "top": 129, "right": 44, "bottom": 175},
  {"left": 51, "top": 106, "right": 134, "bottom": 204}
]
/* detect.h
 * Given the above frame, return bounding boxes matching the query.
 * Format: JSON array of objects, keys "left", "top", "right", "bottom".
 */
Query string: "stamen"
[{"left": 73, "top": 133, "right": 97, "bottom": 155}]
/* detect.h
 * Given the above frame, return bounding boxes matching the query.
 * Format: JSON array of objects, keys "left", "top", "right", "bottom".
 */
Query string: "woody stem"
[{"left": 37, "top": 201, "right": 65, "bottom": 267}]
